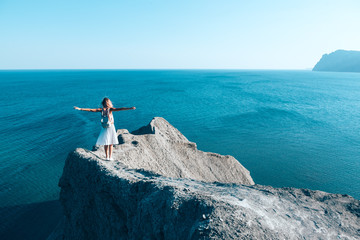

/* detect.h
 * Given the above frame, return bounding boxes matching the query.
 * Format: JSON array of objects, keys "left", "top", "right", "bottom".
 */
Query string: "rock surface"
[
  {"left": 55, "top": 117, "right": 360, "bottom": 240},
  {"left": 313, "top": 50, "right": 360, "bottom": 72},
  {"left": 108, "top": 117, "right": 254, "bottom": 185}
]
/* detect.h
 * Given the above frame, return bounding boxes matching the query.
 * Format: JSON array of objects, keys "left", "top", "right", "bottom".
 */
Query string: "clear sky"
[{"left": 0, "top": 0, "right": 359, "bottom": 69}]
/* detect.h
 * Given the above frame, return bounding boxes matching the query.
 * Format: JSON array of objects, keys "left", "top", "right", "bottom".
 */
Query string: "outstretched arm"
[
  {"left": 74, "top": 106, "right": 102, "bottom": 112},
  {"left": 111, "top": 107, "right": 136, "bottom": 112}
]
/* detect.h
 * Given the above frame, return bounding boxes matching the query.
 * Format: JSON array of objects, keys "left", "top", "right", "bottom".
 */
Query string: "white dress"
[{"left": 96, "top": 110, "right": 119, "bottom": 146}]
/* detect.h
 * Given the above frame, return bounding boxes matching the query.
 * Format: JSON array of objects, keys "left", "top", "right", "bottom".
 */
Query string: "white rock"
[{"left": 53, "top": 117, "right": 360, "bottom": 240}]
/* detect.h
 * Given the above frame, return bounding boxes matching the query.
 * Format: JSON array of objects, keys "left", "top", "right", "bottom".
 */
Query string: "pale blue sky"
[{"left": 0, "top": 0, "right": 359, "bottom": 69}]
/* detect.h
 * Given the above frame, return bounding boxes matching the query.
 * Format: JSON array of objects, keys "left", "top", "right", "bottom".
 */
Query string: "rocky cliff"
[
  {"left": 54, "top": 117, "right": 360, "bottom": 240},
  {"left": 313, "top": 50, "right": 360, "bottom": 72}
]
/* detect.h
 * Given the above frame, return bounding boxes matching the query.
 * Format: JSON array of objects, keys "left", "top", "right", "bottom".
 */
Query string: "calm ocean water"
[{"left": 1, "top": 70, "right": 360, "bottom": 237}]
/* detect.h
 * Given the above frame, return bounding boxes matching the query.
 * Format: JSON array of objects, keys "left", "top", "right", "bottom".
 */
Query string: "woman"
[{"left": 74, "top": 97, "right": 136, "bottom": 160}]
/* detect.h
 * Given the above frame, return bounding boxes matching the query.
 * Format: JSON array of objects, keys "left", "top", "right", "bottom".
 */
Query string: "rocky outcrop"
[
  {"left": 56, "top": 117, "right": 360, "bottom": 240},
  {"left": 108, "top": 117, "right": 254, "bottom": 185},
  {"left": 313, "top": 50, "right": 360, "bottom": 72}
]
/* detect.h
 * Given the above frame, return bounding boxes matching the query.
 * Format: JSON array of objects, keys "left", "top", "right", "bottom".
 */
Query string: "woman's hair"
[{"left": 101, "top": 97, "right": 113, "bottom": 108}]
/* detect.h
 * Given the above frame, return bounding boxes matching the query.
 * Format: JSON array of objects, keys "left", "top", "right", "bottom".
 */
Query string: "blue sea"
[{"left": 1, "top": 70, "right": 360, "bottom": 239}]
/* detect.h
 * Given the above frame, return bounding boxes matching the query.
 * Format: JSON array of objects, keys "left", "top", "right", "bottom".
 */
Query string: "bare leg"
[
  {"left": 104, "top": 145, "right": 109, "bottom": 159},
  {"left": 109, "top": 145, "right": 113, "bottom": 159}
]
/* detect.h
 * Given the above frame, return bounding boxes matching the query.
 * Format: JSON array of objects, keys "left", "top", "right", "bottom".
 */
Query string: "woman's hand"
[
  {"left": 131, "top": 107, "right": 136, "bottom": 110},
  {"left": 74, "top": 106, "right": 81, "bottom": 110}
]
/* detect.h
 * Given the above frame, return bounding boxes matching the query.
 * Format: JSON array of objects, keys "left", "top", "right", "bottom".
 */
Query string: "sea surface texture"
[{"left": 0, "top": 70, "right": 360, "bottom": 238}]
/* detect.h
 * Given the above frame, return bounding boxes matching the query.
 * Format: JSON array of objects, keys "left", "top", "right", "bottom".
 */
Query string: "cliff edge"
[
  {"left": 313, "top": 50, "right": 360, "bottom": 73},
  {"left": 108, "top": 117, "right": 254, "bottom": 184},
  {"left": 54, "top": 117, "right": 360, "bottom": 240}
]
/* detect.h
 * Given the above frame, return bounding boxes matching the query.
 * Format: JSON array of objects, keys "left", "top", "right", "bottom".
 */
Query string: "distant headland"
[{"left": 313, "top": 50, "right": 360, "bottom": 73}]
